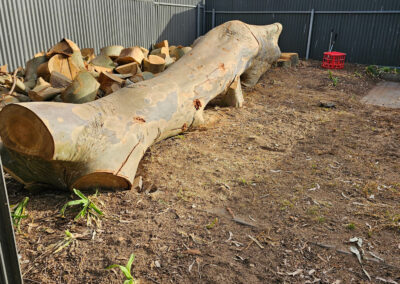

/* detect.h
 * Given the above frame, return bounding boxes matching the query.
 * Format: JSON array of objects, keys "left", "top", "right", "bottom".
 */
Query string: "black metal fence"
[
  {"left": 205, "top": 0, "right": 400, "bottom": 66},
  {"left": 0, "top": 157, "right": 23, "bottom": 284}
]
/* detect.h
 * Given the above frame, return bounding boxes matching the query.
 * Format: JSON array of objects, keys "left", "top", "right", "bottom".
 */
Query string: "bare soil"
[{"left": 7, "top": 61, "right": 400, "bottom": 284}]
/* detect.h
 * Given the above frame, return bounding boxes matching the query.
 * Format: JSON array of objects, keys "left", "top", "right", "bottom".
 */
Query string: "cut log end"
[
  {"left": 0, "top": 104, "right": 54, "bottom": 159},
  {"left": 72, "top": 172, "right": 131, "bottom": 190}
]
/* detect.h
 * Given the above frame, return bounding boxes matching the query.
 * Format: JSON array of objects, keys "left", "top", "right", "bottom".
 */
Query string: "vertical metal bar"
[
  {"left": 306, "top": 9, "right": 315, "bottom": 60},
  {"left": 0, "top": 156, "right": 23, "bottom": 284},
  {"left": 202, "top": 1, "right": 206, "bottom": 35},
  {"left": 196, "top": 4, "right": 201, "bottom": 38},
  {"left": 212, "top": 8, "right": 216, "bottom": 28}
]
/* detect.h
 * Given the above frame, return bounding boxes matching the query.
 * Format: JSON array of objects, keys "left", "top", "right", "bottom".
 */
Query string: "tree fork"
[{"left": 0, "top": 21, "right": 282, "bottom": 190}]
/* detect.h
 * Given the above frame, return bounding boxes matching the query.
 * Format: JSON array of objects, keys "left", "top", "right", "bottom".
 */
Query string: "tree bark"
[{"left": 0, "top": 21, "right": 282, "bottom": 190}]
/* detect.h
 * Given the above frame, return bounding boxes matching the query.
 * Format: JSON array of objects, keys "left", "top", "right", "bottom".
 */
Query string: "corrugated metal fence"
[
  {"left": 205, "top": 0, "right": 400, "bottom": 66},
  {"left": 1, "top": 0, "right": 399, "bottom": 69},
  {"left": 0, "top": 0, "right": 204, "bottom": 70}
]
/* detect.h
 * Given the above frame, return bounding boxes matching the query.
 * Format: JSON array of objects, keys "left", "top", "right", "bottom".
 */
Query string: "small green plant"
[
  {"left": 353, "top": 71, "right": 362, "bottom": 78},
  {"left": 346, "top": 223, "right": 356, "bottom": 230},
  {"left": 206, "top": 217, "right": 219, "bottom": 229},
  {"left": 366, "top": 65, "right": 379, "bottom": 77},
  {"left": 280, "top": 199, "right": 294, "bottom": 211},
  {"left": 54, "top": 230, "right": 75, "bottom": 253},
  {"left": 11, "top": 197, "right": 29, "bottom": 232},
  {"left": 366, "top": 65, "right": 399, "bottom": 77},
  {"left": 328, "top": 70, "right": 338, "bottom": 86},
  {"left": 60, "top": 189, "right": 103, "bottom": 226},
  {"left": 106, "top": 254, "right": 136, "bottom": 284}
]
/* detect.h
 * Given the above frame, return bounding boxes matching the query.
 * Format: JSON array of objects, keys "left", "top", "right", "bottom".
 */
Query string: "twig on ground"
[
  {"left": 8, "top": 67, "right": 21, "bottom": 95},
  {"left": 309, "top": 242, "right": 400, "bottom": 270},
  {"left": 232, "top": 216, "right": 257, "bottom": 227},
  {"left": 248, "top": 235, "right": 264, "bottom": 249}
]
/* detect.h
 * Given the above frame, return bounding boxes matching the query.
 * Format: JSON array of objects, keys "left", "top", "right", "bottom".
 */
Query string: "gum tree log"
[{"left": 0, "top": 21, "right": 282, "bottom": 190}]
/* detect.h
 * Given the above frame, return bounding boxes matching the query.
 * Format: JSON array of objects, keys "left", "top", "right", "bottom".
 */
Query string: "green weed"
[
  {"left": 60, "top": 189, "right": 103, "bottom": 226},
  {"left": 346, "top": 223, "right": 356, "bottom": 230},
  {"left": 106, "top": 254, "right": 136, "bottom": 284},
  {"left": 328, "top": 71, "right": 338, "bottom": 87},
  {"left": 280, "top": 199, "right": 294, "bottom": 211},
  {"left": 366, "top": 65, "right": 398, "bottom": 77},
  {"left": 11, "top": 197, "right": 29, "bottom": 232},
  {"left": 54, "top": 230, "right": 75, "bottom": 253},
  {"left": 206, "top": 217, "right": 218, "bottom": 229}
]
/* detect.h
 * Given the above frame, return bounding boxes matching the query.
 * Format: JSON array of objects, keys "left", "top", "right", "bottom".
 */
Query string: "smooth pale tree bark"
[{"left": 0, "top": 21, "right": 282, "bottom": 190}]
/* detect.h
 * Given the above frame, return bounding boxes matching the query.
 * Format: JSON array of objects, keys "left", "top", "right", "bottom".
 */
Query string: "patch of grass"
[
  {"left": 346, "top": 223, "right": 356, "bottom": 230},
  {"left": 107, "top": 254, "right": 136, "bottom": 284},
  {"left": 157, "top": 199, "right": 169, "bottom": 206},
  {"left": 280, "top": 199, "right": 294, "bottom": 211},
  {"left": 307, "top": 205, "right": 326, "bottom": 223},
  {"left": 366, "top": 65, "right": 399, "bottom": 77},
  {"left": 307, "top": 205, "right": 320, "bottom": 216},
  {"left": 361, "top": 182, "right": 377, "bottom": 198},
  {"left": 177, "top": 188, "right": 195, "bottom": 202},
  {"left": 11, "top": 197, "right": 29, "bottom": 232},
  {"left": 60, "top": 189, "right": 103, "bottom": 226},
  {"left": 328, "top": 71, "right": 338, "bottom": 87}
]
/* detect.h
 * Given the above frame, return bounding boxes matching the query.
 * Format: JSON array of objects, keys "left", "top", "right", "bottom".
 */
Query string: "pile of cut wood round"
[{"left": 0, "top": 39, "right": 192, "bottom": 108}]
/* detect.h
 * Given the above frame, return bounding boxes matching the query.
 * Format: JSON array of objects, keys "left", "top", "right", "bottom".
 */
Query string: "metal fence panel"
[
  {"left": 0, "top": 0, "right": 202, "bottom": 70},
  {"left": 0, "top": 156, "right": 23, "bottom": 284},
  {"left": 205, "top": 0, "right": 400, "bottom": 66}
]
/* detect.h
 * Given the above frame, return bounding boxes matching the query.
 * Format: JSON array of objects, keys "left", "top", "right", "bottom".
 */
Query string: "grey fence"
[
  {"left": 205, "top": 0, "right": 400, "bottom": 66},
  {"left": 0, "top": 0, "right": 204, "bottom": 70},
  {"left": 1, "top": 0, "right": 399, "bottom": 71}
]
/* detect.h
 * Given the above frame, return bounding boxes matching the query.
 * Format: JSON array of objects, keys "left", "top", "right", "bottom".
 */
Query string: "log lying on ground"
[
  {"left": 100, "top": 45, "right": 124, "bottom": 59},
  {"left": 81, "top": 48, "right": 95, "bottom": 62},
  {"left": 116, "top": 47, "right": 144, "bottom": 65},
  {"left": 28, "top": 78, "right": 65, "bottom": 101},
  {"left": 98, "top": 72, "right": 124, "bottom": 95},
  {"left": 0, "top": 20, "right": 282, "bottom": 190},
  {"left": 142, "top": 55, "right": 165, "bottom": 73},
  {"left": 115, "top": 62, "right": 141, "bottom": 75},
  {"left": 61, "top": 71, "right": 100, "bottom": 103}
]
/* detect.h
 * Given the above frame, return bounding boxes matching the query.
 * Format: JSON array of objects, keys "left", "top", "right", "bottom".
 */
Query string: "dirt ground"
[{"left": 6, "top": 60, "right": 400, "bottom": 284}]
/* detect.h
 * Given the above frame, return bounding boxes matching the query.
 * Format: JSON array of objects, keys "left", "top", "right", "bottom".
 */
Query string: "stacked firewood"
[{"left": 0, "top": 39, "right": 192, "bottom": 108}]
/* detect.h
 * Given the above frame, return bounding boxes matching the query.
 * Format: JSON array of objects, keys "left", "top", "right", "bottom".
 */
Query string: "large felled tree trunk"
[{"left": 0, "top": 21, "right": 282, "bottom": 190}]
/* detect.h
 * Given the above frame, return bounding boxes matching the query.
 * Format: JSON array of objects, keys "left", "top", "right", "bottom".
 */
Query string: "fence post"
[
  {"left": 196, "top": 4, "right": 201, "bottom": 38},
  {"left": 212, "top": 8, "right": 216, "bottom": 28},
  {"left": 0, "top": 156, "right": 23, "bottom": 284},
  {"left": 202, "top": 1, "right": 206, "bottom": 35},
  {"left": 306, "top": 8, "right": 315, "bottom": 60}
]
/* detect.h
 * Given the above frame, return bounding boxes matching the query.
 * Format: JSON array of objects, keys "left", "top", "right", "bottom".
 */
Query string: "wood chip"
[{"left": 184, "top": 249, "right": 201, "bottom": 255}]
